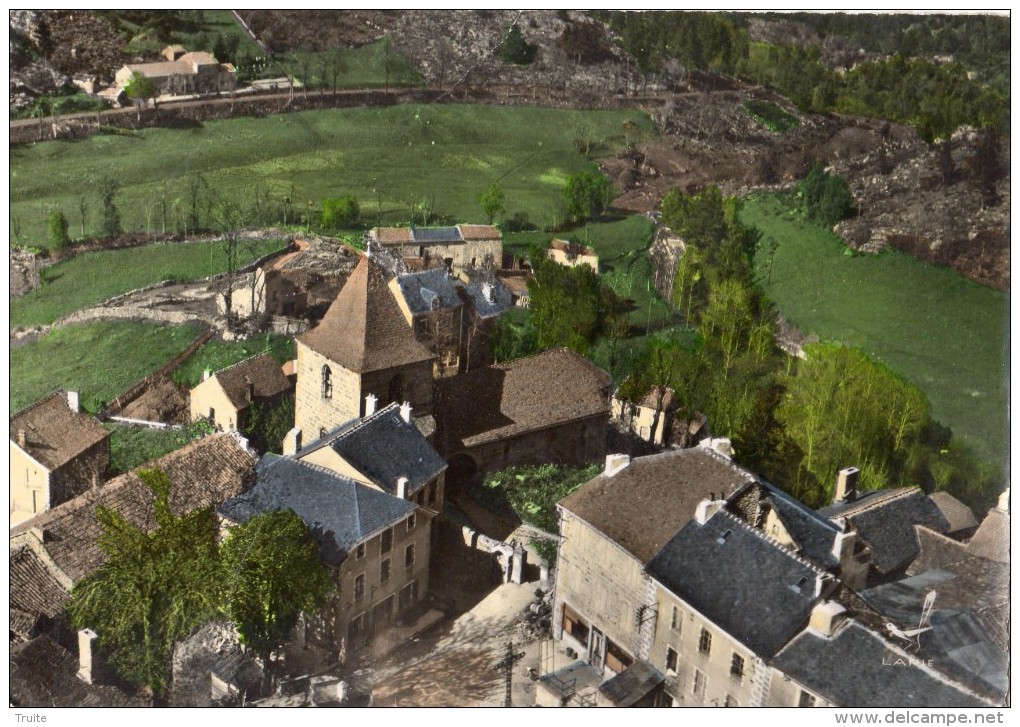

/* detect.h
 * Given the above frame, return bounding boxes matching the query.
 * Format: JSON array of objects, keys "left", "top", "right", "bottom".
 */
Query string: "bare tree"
[
  {"left": 77, "top": 193, "right": 89, "bottom": 238},
  {"left": 214, "top": 198, "right": 249, "bottom": 332}
]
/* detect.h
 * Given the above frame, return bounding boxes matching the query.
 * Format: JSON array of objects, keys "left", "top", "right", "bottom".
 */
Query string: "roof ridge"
[
  {"left": 10, "top": 391, "right": 70, "bottom": 422},
  {"left": 210, "top": 351, "right": 275, "bottom": 378},
  {"left": 331, "top": 402, "right": 402, "bottom": 443},
  {"left": 756, "top": 478, "right": 841, "bottom": 532},
  {"left": 839, "top": 487, "right": 922, "bottom": 517}
]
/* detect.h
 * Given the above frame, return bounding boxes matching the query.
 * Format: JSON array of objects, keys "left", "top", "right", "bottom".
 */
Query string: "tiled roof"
[
  {"left": 207, "top": 352, "right": 292, "bottom": 410},
  {"left": 549, "top": 238, "right": 596, "bottom": 256},
  {"left": 437, "top": 347, "right": 611, "bottom": 449},
  {"left": 928, "top": 492, "right": 978, "bottom": 534},
  {"left": 559, "top": 447, "right": 755, "bottom": 564},
  {"left": 457, "top": 224, "right": 501, "bottom": 240},
  {"left": 10, "top": 540, "right": 69, "bottom": 623},
  {"left": 772, "top": 622, "right": 989, "bottom": 708},
  {"left": 818, "top": 488, "right": 949, "bottom": 575},
  {"left": 10, "top": 392, "right": 109, "bottom": 471},
  {"left": 11, "top": 635, "right": 151, "bottom": 708},
  {"left": 372, "top": 227, "right": 414, "bottom": 244},
  {"left": 297, "top": 256, "right": 434, "bottom": 374},
  {"left": 394, "top": 268, "right": 463, "bottom": 316},
  {"left": 179, "top": 51, "right": 218, "bottom": 65},
  {"left": 219, "top": 455, "right": 415, "bottom": 567},
  {"left": 298, "top": 403, "right": 446, "bottom": 496},
  {"left": 11, "top": 432, "right": 257, "bottom": 582},
  {"left": 966, "top": 507, "right": 1009, "bottom": 564},
  {"left": 647, "top": 510, "right": 824, "bottom": 658}
]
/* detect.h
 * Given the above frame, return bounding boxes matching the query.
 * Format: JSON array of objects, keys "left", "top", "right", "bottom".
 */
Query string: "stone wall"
[
  {"left": 458, "top": 414, "right": 606, "bottom": 474},
  {"left": 293, "top": 342, "right": 362, "bottom": 438}
]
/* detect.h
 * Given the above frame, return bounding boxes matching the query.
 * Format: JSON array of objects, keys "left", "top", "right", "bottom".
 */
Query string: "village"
[
  {"left": 10, "top": 220, "right": 1009, "bottom": 709},
  {"left": 8, "top": 9, "right": 1010, "bottom": 713}
]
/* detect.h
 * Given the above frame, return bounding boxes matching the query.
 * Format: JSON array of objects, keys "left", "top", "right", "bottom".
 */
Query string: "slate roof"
[
  {"left": 966, "top": 507, "right": 1009, "bottom": 564},
  {"left": 298, "top": 402, "right": 447, "bottom": 496},
  {"left": 10, "top": 392, "right": 109, "bottom": 471},
  {"left": 460, "top": 280, "right": 513, "bottom": 319},
  {"left": 928, "top": 492, "right": 978, "bottom": 535},
  {"left": 457, "top": 224, "right": 501, "bottom": 240},
  {"left": 218, "top": 455, "right": 415, "bottom": 567},
  {"left": 208, "top": 352, "right": 291, "bottom": 410},
  {"left": 728, "top": 479, "right": 844, "bottom": 569},
  {"left": 412, "top": 226, "right": 461, "bottom": 243},
  {"left": 771, "top": 622, "right": 989, "bottom": 708},
  {"left": 647, "top": 510, "right": 824, "bottom": 658},
  {"left": 10, "top": 432, "right": 256, "bottom": 583},
  {"left": 437, "top": 347, "right": 611, "bottom": 449},
  {"left": 818, "top": 488, "right": 950, "bottom": 575},
  {"left": 394, "top": 268, "right": 463, "bottom": 316},
  {"left": 861, "top": 555, "right": 1010, "bottom": 701},
  {"left": 598, "top": 660, "right": 664, "bottom": 707},
  {"left": 297, "top": 256, "right": 434, "bottom": 373},
  {"left": 11, "top": 635, "right": 151, "bottom": 708},
  {"left": 559, "top": 447, "right": 755, "bottom": 564}
]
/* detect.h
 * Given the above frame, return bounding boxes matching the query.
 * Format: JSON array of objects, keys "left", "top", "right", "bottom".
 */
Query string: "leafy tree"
[
  {"left": 221, "top": 510, "right": 334, "bottom": 688},
  {"left": 98, "top": 177, "right": 122, "bottom": 238},
  {"left": 242, "top": 398, "right": 295, "bottom": 455},
  {"left": 528, "top": 252, "right": 614, "bottom": 355},
  {"left": 499, "top": 24, "right": 536, "bottom": 65},
  {"left": 799, "top": 162, "right": 852, "bottom": 227},
  {"left": 491, "top": 311, "right": 539, "bottom": 363},
  {"left": 48, "top": 209, "right": 70, "bottom": 253},
  {"left": 562, "top": 170, "right": 614, "bottom": 223},
  {"left": 320, "top": 195, "right": 360, "bottom": 229},
  {"left": 477, "top": 183, "right": 506, "bottom": 225},
  {"left": 67, "top": 469, "right": 223, "bottom": 697},
  {"left": 123, "top": 70, "right": 157, "bottom": 122},
  {"left": 482, "top": 463, "right": 599, "bottom": 534}
]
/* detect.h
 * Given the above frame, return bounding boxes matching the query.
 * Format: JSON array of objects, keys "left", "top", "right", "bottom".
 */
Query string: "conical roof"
[{"left": 297, "top": 255, "right": 434, "bottom": 374}]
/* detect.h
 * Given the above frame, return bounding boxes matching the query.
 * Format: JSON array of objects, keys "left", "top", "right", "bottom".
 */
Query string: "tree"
[
  {"left": 799, "top": 161, "right": 853, "bottom": 226},
  {"left": 67, "top": 469, "right": 223, "bottom": 697},
  {"left": 48, "top": 209, "right": 70, "bottom": 254},
  {"left": 562, "top": 170, "right": 614, "bottom": 223},
  {"left": 123, "top": 71, "right": 157, "bottom": 122},
  {"left": 527, "top": 253, "right": 602, "bottom": 354},
  {"left": 243, "top": 398, "right": 295, "bottom": 455},
  {"left": 499, "top": 24, "right": 536, "bottom": 65},
  {"left": 221, "top": 510, "right": 334, "bottom": 690},
  {"left": 98, "top": 177, "right": 122, "bottom": 238},
  {"left": 320, "top": 195, "right": 360, "bottom": 229},
  {"left": 214, "top": 198, "right": 248, "bottom": 332},
  {"left": 477, "top": 183, "right": 505, "bottom": 224}
]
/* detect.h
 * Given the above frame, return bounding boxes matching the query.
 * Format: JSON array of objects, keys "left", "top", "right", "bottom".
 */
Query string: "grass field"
[
  {"left": 105, "top": 421, "right": 213, "bottom": 476},
  {"left": 740, "top": 195, "right": 1010, "bottom": 471},
  {"left": 173, "top": 334, "right": 295, "bottom": 388},
  {"left": 10, "top": 105, "right": 654, "bottom": 250},
  {"left": 10, "top": 239, "right": 285, "bottom": 330},
  {"left": 10, "top": 321, "right": 204, "bottom": 415}
]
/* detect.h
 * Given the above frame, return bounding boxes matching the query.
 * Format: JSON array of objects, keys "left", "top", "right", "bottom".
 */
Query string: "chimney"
[
  {"left": 834, "top": 467, "right": 860, "bottom": 504},
  {"left": 77, "top": 628, "right": 98, "bottom": 684},
  {"left": 66, "top": 390, "right": 80, "bottom": 413},
  {"left": 283, "top": 427, "right": 302, "bottom": 456},
  {"left": 397, "top": 477, "right": 409, "bottom": 499},
  {"left": 698, "top": 437, "right": 733, "bottom": 459},
  {"left": 399, "top": 401, "right": 412, "bottom": 424},
  {"left": 831, "top": 529, "right": 857, "bottom": 564},
  {"left": 997, "top": 488, "right": 1010, "bottom": 512},
  {"left": 808, "top": 601, "right": 847, "bottom": 637},
  {"left": 482, "top": 282, "right": 494, "bottom": 304},
  {"left": 16, "top": 429, "right": 27, "bottom": 449},
  {"left": 202, "top": 368, "right": 212, "bottom": 381},
  {"left": 694, "top": 497, "right": 726, "bottom": 525},
  {"left": 365, "top": 393, "right": 378, "bottom": 417},
  {"left": 604, "top": 453, "right": 631, "bottom": 477},
  {"left": 814, "top": 573, "right": 834, "bottom": 599},
  {"left": 245, "top": 382, "right": 255, "bottom": 403}
]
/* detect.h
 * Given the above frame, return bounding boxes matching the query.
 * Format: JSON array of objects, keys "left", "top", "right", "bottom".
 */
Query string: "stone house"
[
  {"left": 9, "top": 433, "right": 257, "bottom": 648},
  {"left": 389, "top": 267, "right": 466, "bottom": 378},
  {"left": 293, "top": 400, "right": 447, "bottom": 515},
  {"left": 114, "top": 45, "right": 237, "bottom": 98},
  {"left": 457, "top": 279, "right": 514, "bottom": 372},
  {"left": 434, "top": 347, "right": 612, "bottom": 488},
  {"left": 366, "top": 224, "right": 502, "bottom": 275},
  {"left": 293, "top": 255, "right": 436, "bottom": 440},
  {"left": 189, "top": 353, "right": 292, "bottom": 432},
  {"left": 610, "top": 385, "right": 677, "bottom": 447},
  {"left": 10, "top": 391, "right": 110, "bottom": 526},
  {"left": 542, "top": 448, "right": 755, "bottom": 706},
  {"left": 547, "top": 238, "right": 598, "bottom": 272},
  {"left": 218, "top": 455, "right": 433, "bottom": 665}
]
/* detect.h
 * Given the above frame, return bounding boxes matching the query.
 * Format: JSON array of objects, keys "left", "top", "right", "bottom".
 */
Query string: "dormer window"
[
  {"left": 791, "top": 576, "right": 809, "bottom": 594},
  {"left": 717, "top": 529, "right": 732, "bottom": 545}
]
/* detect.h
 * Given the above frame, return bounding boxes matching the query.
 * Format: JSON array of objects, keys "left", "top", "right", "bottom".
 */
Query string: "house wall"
[
  {"left": 412, "top": 308, "right": 463, "bottom": 379},
  {"left": 294, "top": 342, "right": 362, "bottom": 438},
  {"left": 385, "top": 240, "right": 501, "bottom": 272},
  {"left": 313, "top": 510, "right": 433, "bottom": 662},
  {"left": 456, "top": 414, "right": 607, "bottom": 475},
  {"left": 49, "top": 440, "right": 109, "bottom": 507},
  {"left": 552, "top": 512, "right": 646, "bottom": 676},
  {"left": 610, "top": 397, "right": 670, "bottom": 446},
  {"left": 190, "top": 378, "right": 242, "bottom": 431},
  {"left": 299, "top": 447, "right": 370, "bottom": 486},
  {"left": 765, "top": 673, "right": 833, "bottom": 707},
  {"left": 650, "top": 586, "right": 764, "bottom": 708},
  {"left": 10, "top": 444, "right": 50, "bottom": 524},
  {"left": 548, "top": 248, "right": 598, "bottom": 272}
]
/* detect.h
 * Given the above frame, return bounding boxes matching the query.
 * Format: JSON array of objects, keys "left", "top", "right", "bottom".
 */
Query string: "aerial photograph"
[{"left": 8, "top": 9, "right": 1010, "bottom": 712}]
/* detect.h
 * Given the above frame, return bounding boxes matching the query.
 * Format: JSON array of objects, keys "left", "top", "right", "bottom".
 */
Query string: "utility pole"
[{"left": 493, "top": 640, "right": 525, "bottom": 707}]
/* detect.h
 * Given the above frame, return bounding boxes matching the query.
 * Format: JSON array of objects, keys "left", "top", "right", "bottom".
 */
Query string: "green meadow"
[{"left": 740, "top": 194, "right": 1010, "bottom": 471}]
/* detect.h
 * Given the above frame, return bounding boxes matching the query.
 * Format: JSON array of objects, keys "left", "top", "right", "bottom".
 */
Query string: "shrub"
[
  {"left": 48, "top": 209, "right": 70, "bottom": 253},
  {"left": 500, "top": 25, "right": 536, "bottom": 65},
  {"left": 321, "top": 195, "right": 360, "bottom": 229}
]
